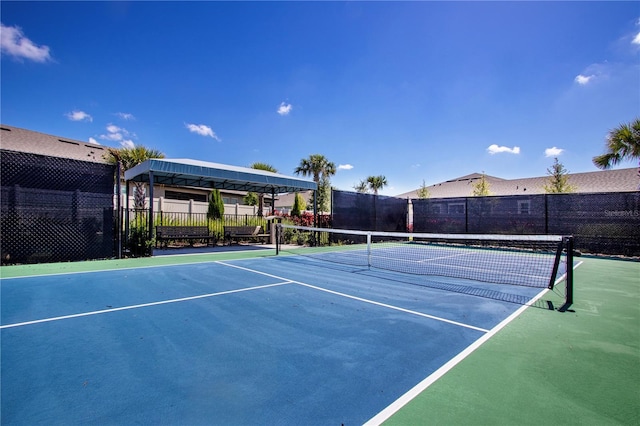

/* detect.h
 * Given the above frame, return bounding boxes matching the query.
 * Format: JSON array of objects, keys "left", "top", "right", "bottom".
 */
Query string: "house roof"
[
  {"left": 0, "top": 124, "right": 109, "bottom": 163},
  {"left": 5, "top": 123, "right": 634, "bottom": 198},
  {"left": 396, "top": 168, "right": 639, "bottom": 199},
  {"left": 1, "top": 124, "right": 316, "bottom": 195},
  {"left": 274, "top": 191, "right": 314, "bottom": 209},
  {"left": 125, "top": 158, "right": 317, "bottom": 194}
]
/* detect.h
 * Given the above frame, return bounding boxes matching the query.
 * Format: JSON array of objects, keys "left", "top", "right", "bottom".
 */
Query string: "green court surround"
[{"left": 385, "top": 257, "right": 639, "bottom": 425}]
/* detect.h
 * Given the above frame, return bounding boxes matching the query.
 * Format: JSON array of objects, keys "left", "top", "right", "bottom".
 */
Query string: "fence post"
[
  {"left": 72, "top": 189, "right": 80, "bottom": 224},
  {"left": 465, "top": 197, "right": 469, "bottom": 233},
  {"left": 545, "top": 193, "right": 549, "bottom": 234}
]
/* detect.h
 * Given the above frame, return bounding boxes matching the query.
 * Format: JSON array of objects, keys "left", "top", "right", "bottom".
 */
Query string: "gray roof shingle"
[
  {"left": 0, "top": 124, "right": 109, "bottom": 163},
  {"left": 397, "top": 168, "right": 639, "bottom": 199}
]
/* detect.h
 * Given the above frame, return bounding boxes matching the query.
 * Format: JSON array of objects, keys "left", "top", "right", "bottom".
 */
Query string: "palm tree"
[
  {"left": 250, "top": 162, "right": 278, "bottom": 216},
  {"left": 593, "top": 118, "right": 640, "bottom": 171},
  {"left": 353, "top": 179, "right": 369, "bottom": 193},
  {"left": 294, "top": 154, "right": 336, "bottom": 183},
  {"left": 105, "top": 145, "right": 164, "bottom": 257},
  {"left": 366, "top": 175, "right": 388, "bottom": 195},
  {"left": 105, "top": 145, "right": 165, "bottom": 209},
  {"left": 294, "top": 154, "right": 336, "bottom": 212}
]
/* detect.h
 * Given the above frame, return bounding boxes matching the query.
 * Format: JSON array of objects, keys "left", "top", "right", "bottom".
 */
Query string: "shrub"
[
  {"left": 207, "top": 189, "right": 225, "bottom": 220},
  {"left": 128, "top": 225, "right": 154, "bottom": 257}
]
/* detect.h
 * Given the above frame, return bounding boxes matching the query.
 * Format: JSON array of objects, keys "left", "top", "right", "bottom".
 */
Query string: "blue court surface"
[{"left": 1, "top": 255, "right": 550, "bottom": 425}]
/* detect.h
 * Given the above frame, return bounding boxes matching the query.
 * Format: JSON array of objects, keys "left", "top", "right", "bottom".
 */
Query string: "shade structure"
[
  {"left": 124, "top": 158, "right": 317, "bottom": 193},
  {"left": 123, "top": 158, "right": 317, "bottom": 255}
]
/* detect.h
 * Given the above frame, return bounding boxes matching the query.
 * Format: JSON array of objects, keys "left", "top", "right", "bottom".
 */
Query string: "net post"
[
  {"left": 558, "top": 236, "right": 574, "bottom": 312},
  {"left": 275, "top": 224, "right": 281, "bottom": 255},
  {"left": 367, "top": 232, "right": 372, "bottom": 269},
  {"left": 548, "top": 240, "right": 564, "bottom": 290}
]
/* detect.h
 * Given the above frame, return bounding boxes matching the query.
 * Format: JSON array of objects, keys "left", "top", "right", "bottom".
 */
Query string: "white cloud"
[
  {"left": 100, "top": 124, "right": 133, "bottom": 142},
  {"left": 185, "top": 123, "right": 220, "bottom": 141},
  {"left": 88, "top": 137, "right": 99, "bottom": 145},
  {"left": 544, "top": 147, "right": 564, "bottom": 157},
  {"left": 574, "top": 62, "right": 612, "bottom": 86},
  {"left": 574, "top": 74, "right": 594, "bottom": 85},
  {"left": 115, "top": 112, "right": 135, "bottom": 120},
  {"left": 338, "top": 164, "right": 353, "bottom": 170},
  {"left": 106, "top": 124, "right": 122, "bottom": 134},
  {"left": 487, "top": 144, "right": 520, "bottom": 155},
  {"left": 0, "top": 23, "right": 52, "bottom": 62},
  {"left": 66, "top": 110, "right": 93, "bottom": 122},
  {"left": 632, "top": 31, "right": 640, "bottom": 45},
  {"left": 100, "top": 132, "right": 121, "bottom": 141},
  {"left": 120, "top": 140, "right": 135, "bottom": 149},
  {"left": 277, "top": 102, "right": 292, "bottom": 116}
]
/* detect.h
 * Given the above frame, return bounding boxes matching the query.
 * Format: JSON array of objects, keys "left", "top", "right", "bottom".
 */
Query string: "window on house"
[
  {"left": 223, "top": 197, "right": 240, "bottom": 204},
  {"left": 165, "top": 190, "right": 207, "bottom": 202},
  {"left": 448, "top": 203, "right": 465, "bottom": 214},
  {"left": 518, "top": 200, "right": 531, "bottom": 215}
]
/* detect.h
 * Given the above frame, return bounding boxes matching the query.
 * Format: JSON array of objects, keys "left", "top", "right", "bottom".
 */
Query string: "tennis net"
[{"left": 276, "top": 224, "right": 574, "bottom": 310}]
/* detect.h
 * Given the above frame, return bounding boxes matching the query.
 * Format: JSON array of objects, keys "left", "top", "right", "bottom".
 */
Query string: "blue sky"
[{"left": 2, "top": 1, "right": 639, "bottom": 196}]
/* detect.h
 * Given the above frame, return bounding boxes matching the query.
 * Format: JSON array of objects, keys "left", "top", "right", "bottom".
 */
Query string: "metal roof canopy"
[{"left": 124, "top": 158, "right": 317, "bottom": 193}]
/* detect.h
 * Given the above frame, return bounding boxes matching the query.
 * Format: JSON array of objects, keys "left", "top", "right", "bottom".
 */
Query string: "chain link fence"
[
  {"left": 411, "top": 192, "right": 640, "bottom": 256},
  {"left": 3, "top": 152, "right": 637, "bottom": 264},
  {"left": 1, "top": 150, "right": 116, "bottom": 264},
  {"left": 332, "top": 190, "right": 407, "bottom": 232},
  {"left": 331, "top": 189, "right": 640, "bottom": 256}
]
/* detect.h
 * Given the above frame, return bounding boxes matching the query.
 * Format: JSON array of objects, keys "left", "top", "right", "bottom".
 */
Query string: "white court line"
[
  {"left": 298, "top": 282, "right": 489, "bottom": 333},
  {"left": 0, "top": 282, "right": 291, "bottom": 330},
  {"left": 409, "top": 251, "right": 475, "bottom": 262},
  {"left": 216, "top": 261, "right": 489, "bottom": 333},
  {"left": 0, "top": 259, "right": 230, "bottom": 280},
  {"left": 363, "top": 286, "right": 549, "bottom": 425}
]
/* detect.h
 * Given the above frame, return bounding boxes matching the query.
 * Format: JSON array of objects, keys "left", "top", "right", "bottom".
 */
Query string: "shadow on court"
[{"left": 153, "top": 243, "right": 274, "bottom": 256}]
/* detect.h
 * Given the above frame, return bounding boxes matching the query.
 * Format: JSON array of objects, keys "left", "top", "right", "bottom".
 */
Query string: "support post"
[
  {"left": 558, "top": 236, "right": 575, "bottom": 312},
  {"left": 125, "top": 181, "right": 130, "bottom": 251},
  {"left": 148, "top": 171, "right": 154, "bottom": 255},
  {"left": 314, "top": 189, "right": 318, "bottom": 245},
  {"left": 367, "top": 232, "right": 372, "bottom": 269},
  {"left": 565, "top": 236, "right": 574, "bottom": 306},
  {"left": 271, "top": 188, "right": 275, "bottom": 216},
  {"left": 116, "top": 162, "right": 122, "bottom": 259}
]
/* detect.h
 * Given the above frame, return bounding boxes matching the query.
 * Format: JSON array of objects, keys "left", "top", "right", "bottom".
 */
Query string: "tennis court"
[{"left": 2, "top": 233, "right": 637, "bottom": 425}]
